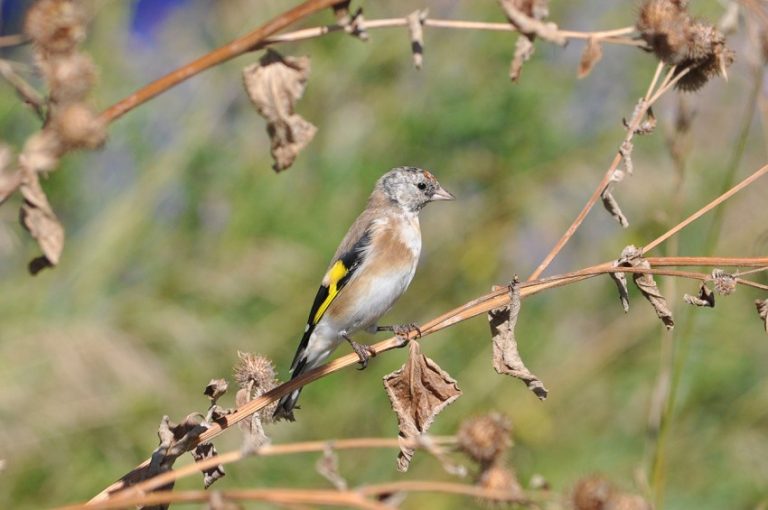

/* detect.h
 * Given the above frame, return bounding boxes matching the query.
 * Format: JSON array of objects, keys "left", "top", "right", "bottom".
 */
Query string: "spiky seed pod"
[
  {"left": 43, "top": 52, "right": 97, "bottom": 103},
  {"left": 675, "top": 42, "right": 734, "bottom": 92},
  {"left": 233, "top": 351, "right": 279, "bottom": 421},
  {"left": 573, "top": 476, "right": 615, "bottom": 510},
  {"left": 457, "top": 413, "right": 512, "bottom": 466},
  {"left": 476, "top": 463, "right": 524, "bottom": 507},
  {"left": 25, "top": 0, "right": 87, "bottom": 54},
  {"left": 636, "top": 0, "right": 691, "bottom": 65},
  {"left": 52, "top": 103, "right": 107, "bottom": 150}
]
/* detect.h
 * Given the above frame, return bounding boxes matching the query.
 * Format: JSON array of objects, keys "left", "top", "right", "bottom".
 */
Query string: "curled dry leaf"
[
  {"left": 620, "top": 140, "right": 634, "bottom": 176},
  {"left": 623, "top": 101, "right": 656, "bottom": 135},
  {"left": 204, "top": 378, "right": 228, "bottom": 402},
  {"left": 756, "top": 299, "right": 768, "bottom": 334},
  {"left": 383, "top": 340, "right": 462, "bottom": 472},
  {"left": 19, "top": 171, "right": 64, "bottom": 274},
  {"left": 242, "top": 49, "right": 317, "bottom": 172},
  {"left": 601, "top": 188, "right": 629, "bottom": 228},
  {"left": 609, "top": 262, "right": 630, "bottom": 313},
  {"left": 316, "top": 445, "right": 347, "bottom": 490},
  {"left": 618, "top": 245, "right": 674, "bottom": 329},
  {"left": 499, "top": 0, "right": 566, "bottom": 45},
  {"left": 578, "top": 37, "right": 603, "bottom": 78},
  {"left": 191, "top": 442, "right": 225, "bottom": 489},
  {"left": 509, "top": 36, "right": 535, "bottom": 82},
  {"left": 488, "top": 278, "right": 548, "bottom": 399},
  {"left": 683, "top": 282, "right": 715, "bottom": 307},
  {"left": 333, "top": 0, "right": 369, "bottom": 41},
  {"left": 407, "top": 9, "right": 428, "bottom": 70}
]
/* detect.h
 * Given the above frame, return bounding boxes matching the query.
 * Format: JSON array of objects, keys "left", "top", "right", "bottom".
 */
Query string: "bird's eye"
[{"left": 417, "top": 182, "right": 427, "bottom": 190}]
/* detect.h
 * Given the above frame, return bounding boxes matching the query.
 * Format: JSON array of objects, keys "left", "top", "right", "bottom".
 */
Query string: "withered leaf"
[
  {"left": 489, "top": 279, "right": 548, "bottom": 399},
  {"left": 383, "top": 341, "right": 462, "bottom": 472},
  {"left": 18, "top": 171, "right": 64, "bottom": 274},
  {"left": 624, "top": 102, "right": 656, "bottom": 135},
  {"left": 618, "top": 245, "right": 674, "bottom": 330},
  {"left": 407, "top": 9, "right": 428, "bottom": 70},
  {"left": 204, "top": 378, "right": 228, "bottom": 402},
  {"left": 578, "top": 37, "right": 603, "bottom": 78},
  {"left": 601, "top": 187, "right": 629, "bottom": 228},
  {"left": 620, "top": 140, "right": 634, "bottom": 175},
  {"left": 609, "top": 264, "right": 630, "bottom": 313},
  {"left": 509, "top": 36, "right": 535, "bottom": 82},
  {"left": 756, "top": 299, "right": 768, "bottom": 334},
  {"left": 499, "top": 0, "right": 566, "bottom": 45},
  {"left": 683, "top": 283, "right": 715, "bottom": 308},
  {"left": 191, "top": 442, "right": 225, "bottom": 489},
  {"left": 242, "top": 49, "right": 317, "bottom": 172}
]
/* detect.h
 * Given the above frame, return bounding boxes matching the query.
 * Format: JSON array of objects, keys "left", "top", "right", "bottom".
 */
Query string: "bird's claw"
[{"left": 349, "top": 339, "right": 377, "bottom": 370}]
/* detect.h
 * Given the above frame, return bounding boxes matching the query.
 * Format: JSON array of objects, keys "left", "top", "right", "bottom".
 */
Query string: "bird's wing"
[{"left": 289, "top": 218, "right": 374, "bottom": 372}]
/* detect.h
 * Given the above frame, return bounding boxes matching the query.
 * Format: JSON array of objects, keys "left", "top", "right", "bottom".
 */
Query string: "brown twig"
[
  {"left": 99, "top": 0, "right": 347, "bottom": 124},
  {"left": 527, "top": 62, "right": 669, "bottom": 281},
  {"left": 0, "top": 59, "right": 45, "bottom": 120},
  {"left": 97, "top": 436, "right": 456, "bottom": 502},
  {"left": 642, "top": 163, "right": 768, "bottom": 254}
]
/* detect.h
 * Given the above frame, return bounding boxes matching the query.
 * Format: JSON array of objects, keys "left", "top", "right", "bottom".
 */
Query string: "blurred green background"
[{"left": 1, "top": 0, "right": 767, "bottom": 508}]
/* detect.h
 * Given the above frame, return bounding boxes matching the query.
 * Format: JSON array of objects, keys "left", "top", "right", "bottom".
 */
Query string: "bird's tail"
[{"left": 273, "top": 330, "right": 333, "bottom": 421}]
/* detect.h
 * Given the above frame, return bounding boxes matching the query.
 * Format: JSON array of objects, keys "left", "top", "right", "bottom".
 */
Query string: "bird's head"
[{"left": 377, "top": 166, "right": 454, "bottom": 213}]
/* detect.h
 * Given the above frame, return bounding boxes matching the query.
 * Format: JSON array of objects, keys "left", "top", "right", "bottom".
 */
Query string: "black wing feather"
[{"left": 289, "top": 228, "right": 373, "bottom": 372}]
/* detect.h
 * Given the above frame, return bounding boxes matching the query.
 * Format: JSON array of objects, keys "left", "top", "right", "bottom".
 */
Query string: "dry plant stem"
[
  {"left": 527, "top": 62, "right": 667, "bottom": 281},
  {"left": 0, "top": 34, "right": 28, "bottom": 47},
  {"left": 106, "top": 436, "right": 456, "bottom": 501},
  {"left": 0, "top": 59, "right": 45, "bottom": 120},
  {"left": 67, "top": 482, "right": 529, "bottom": 510},
  {"left": 99, "top": 0, "right": 347, "bottom": 124},
  {"left": 642, "top": 163, "right": 768, "bottom": 254},
  {"left": 259, "top": 18, "right": 640, "bottom": 47}
]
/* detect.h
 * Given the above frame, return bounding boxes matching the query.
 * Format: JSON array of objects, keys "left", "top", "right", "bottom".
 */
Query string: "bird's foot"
[
  {"left": 343, "top": 334, "right": 377, "bottom": 370},
  {"left": 377, "top": 323, "right": 422, "bottom": 347}
]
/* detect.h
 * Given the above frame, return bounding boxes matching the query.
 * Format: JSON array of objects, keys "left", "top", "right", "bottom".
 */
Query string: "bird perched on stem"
[{"left": 274, "top": 167, "right": 454, "bottom": 421}]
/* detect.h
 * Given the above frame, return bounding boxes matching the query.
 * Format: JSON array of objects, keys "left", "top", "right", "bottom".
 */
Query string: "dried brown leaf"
[
  {"left": 383, "top": 340, "right": 462, "bottom": 472},
  {"left": 509, "top": 36, "right": 535, "bottom": 82},
  {"left": 407, "top": 9, "right": 428, "bottom": 70},
  {"left": 191, "top": 442, "right": 225, "bottom": 489},
  {"left": 609, "top": 263, "right": 630, "bottom": 313},
  {"left": 578, "top": 38, "right": 603, "bottom": 78},
  {"left": 756, "top": 299, "right": 768, "bottom": 334},
  {"left": 683, "top": 282, "right": 715, "bottom": 307},
  {"left": 242, "top": 49, "right": 317, "bottom": 172},
  {"left": 488, "top": 279, "right": 548, "bottom": 399},
  {"left": 19, "top": 171, "right": 64, "bottom": 274},
  {"left": 204, "top": 378, "right": 228, "bottom": 402},
  {"left": 316, "top": 445, "right": 347, "bottom": 490},
  {"left": 618, "top": 245, "right": 674, "bottom": 329},
  {"left": 601, "top": 188, "right": 629, "bottom": 228}
]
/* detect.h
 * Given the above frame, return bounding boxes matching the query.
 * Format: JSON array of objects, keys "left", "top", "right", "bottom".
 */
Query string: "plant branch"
[
  {"left": 0, "top": 59, "right": 45, "bottom": 120},
  {"left": 99, "top": 0, "right": 347, "bottom": 124}
]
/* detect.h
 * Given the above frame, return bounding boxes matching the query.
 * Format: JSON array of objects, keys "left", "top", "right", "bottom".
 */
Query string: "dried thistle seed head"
[
  {"left": 457, "top": 413, "right": 512, "bottom": 465},
  {"left": 25, "top": 0, "right": 87, "bottom": 54},
  {"left": 234, "top": 351, "right": 277, "bottom": 391},
  {"left": 711, "top": 269, "right": 737, "bottom": 295},
  {"left": 636, "top": 0, "right": 691, "bottom": 65},
  {"left": 52, "top": 103, "right": 107, "bottom": 149},
  {"left": 573, "top": 476, "right": 615, "bottom": 510},
  {"left": 476, "top": 463, "right": 524, "bottom": 506},
  {"left": 43, "top": 52, "right": 97, "bottom": 103}
]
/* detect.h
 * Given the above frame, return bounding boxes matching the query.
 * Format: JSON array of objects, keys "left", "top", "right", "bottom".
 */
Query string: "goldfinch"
[{"left": 274, "top": 167, "right": 454, "bottom": 420}]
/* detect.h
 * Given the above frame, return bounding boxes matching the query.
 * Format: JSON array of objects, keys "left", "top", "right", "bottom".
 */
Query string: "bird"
[{"left": 273, "top": 166, "right": 454, "bottom": 421}]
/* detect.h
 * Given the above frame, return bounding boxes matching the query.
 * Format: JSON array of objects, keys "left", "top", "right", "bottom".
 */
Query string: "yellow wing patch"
[{"left": 313, "top": 260, "right": 348, "bottom": 324}]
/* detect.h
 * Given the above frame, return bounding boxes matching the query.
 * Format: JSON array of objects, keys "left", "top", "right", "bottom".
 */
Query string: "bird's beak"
[{"left": 431, "top": 184, "right": 455, "bottom": 201}]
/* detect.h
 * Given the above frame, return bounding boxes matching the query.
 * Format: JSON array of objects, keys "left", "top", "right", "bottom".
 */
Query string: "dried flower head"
[
  {"left": 20, "top": 129, "right": 63, "bottom": 173},
  {"left": 43, "top": 52, "right": 97, "bottom": 103},
  {"left": 711, "top": 269, "right": 737, "bottom": 295},
  {"left": 573, "top": 476, "right": 615, "bottom": 510},
  {"left": 25, "top": 0, "right": 87, "bottom": 54},
  {"left": 636, "top": 0, "right": 691, "bottom": 64},
  {"left": 476, "top": 462, "right": 524, "bottom": 506},
  {"left": 234, "top": 351, "right": 277, "bottom": 391},
  {"left": 51, "top": 103, "right": 107, "bottom": 149},
  {"left": 457, "top": 413, "right": 512, "bottom": 466}
]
